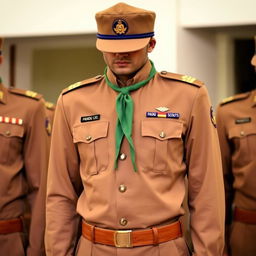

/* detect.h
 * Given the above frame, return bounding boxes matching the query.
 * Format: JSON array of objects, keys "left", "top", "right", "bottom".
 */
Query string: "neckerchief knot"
[{"left": 104, "top": 60, "right": 156, "bottom": 171}]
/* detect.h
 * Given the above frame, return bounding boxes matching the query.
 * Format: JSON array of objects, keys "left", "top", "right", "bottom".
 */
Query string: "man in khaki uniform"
[
  {"left": 46, "top": 3, "right": 225, "bottom": 256},
  {"left": 0, "top": 38, "right": 48, "bottom": 255},
  {"left": 216, "top": 36, "right": 256, "bottom": 256}
]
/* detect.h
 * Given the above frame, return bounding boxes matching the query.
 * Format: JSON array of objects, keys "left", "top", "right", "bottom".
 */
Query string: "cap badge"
[{"left": 113, "top": 19, "right": 128, "bottom": 35}]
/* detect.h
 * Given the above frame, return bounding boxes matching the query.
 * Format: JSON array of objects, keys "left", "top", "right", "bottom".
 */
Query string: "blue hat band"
[{"left": 97, "top": 32, "right": 154, "bottom": 40}]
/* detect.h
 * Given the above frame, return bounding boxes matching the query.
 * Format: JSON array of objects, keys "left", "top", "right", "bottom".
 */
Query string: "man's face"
[{"left": 102, "top": 38, "right": 155, "bottom": 80}]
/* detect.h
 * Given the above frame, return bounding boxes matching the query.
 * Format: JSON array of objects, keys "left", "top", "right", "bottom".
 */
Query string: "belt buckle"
[{"left": 114, "top": 230, "right": 132, "bottom": 248}]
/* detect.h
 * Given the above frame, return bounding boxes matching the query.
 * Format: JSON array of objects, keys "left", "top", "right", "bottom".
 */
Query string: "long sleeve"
[
  {"left": 46, "top": 95, "right": 82, "bottom": 256},
  {"left": 185, "top": 86, "right": 225, "bottom": 256},
  {"left": 24, "top": 99, "right": 49, "bottom": 256}
]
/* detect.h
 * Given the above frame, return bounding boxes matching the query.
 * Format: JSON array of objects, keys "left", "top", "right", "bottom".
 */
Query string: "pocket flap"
[
  {"left": 142, "top": 120, "right": 183, "bottom": 140},
  {"left": 0, "top": 123, "right": 24, "bottom": 138},
  {"left": 228, "top": 124, "right": 256, "bottom": 139},
  {"left": 73, "top": 121, "right": 109, "bottom": 143}
]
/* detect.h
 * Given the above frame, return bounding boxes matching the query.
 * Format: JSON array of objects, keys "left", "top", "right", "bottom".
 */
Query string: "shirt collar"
[{"left": 106, "top": 59, "right": 152, "bottom": 87}]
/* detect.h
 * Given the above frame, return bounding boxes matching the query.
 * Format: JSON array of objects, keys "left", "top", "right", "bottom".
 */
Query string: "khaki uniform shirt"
[
  {"left": 46, "top": 60, "right": 225, "bottom": 256},
  {"left": 0, "top": 82, "right": 48, "bottom": 255},
  {"left": 216, "top": 90, "right": 256, "bottom": 221},
  {"left": 216, "top": 90, "right": 256, "bottom": 255}
]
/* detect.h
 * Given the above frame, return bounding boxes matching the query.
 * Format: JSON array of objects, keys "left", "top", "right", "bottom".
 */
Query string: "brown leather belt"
[
  {"left": 0, "top": 217, "right": 23, "bottom": 234},
  {"left": 234, "top": 207, "right": 256, "bottom": 225},
  {"left": 82, "top": 220, "right": 182, "bottom": 248}
]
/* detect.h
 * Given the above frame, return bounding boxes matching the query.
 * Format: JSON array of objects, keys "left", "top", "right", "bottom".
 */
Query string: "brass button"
[
  {"left": 119, "top": 218, "right": 128, "bottom": 226},
  {"left": 119, "top": 184, "right": 127, "bottom": 193},
  {"left": 240, "top": 131, "right": 245, "bottom": 136},
  {"left": 119, "top": 153, "right": 127, "bottom": 160},
  {"left": 5, "top": 130, "right": 11, "bottom": 136},
  {"left": 159, "top": 131, "right": 166, "bottom": 138},
  {"left": 86, "top": 135, "right": 92, "bottom": 141}
]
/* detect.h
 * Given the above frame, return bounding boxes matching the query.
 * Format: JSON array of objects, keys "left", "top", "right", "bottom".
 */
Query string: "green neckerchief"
[{"left": 104, "top": 60, "right": 156, "bottom": 172}]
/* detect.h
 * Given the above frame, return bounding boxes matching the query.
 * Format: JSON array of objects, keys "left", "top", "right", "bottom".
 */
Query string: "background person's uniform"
[
  {"left": 216, "top": 90, "right": 256, "bottom": 256},
  {"left": 46, "top": 59, "right": 225, "bottom": 256},
  {"left": 0, "top": 81, "right": 48, "bottom": 255},
  {"left": 216, "top": 36, "right": 256, "bottom": 256}
]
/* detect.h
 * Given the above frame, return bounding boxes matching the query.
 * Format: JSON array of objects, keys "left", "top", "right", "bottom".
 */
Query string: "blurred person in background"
[
  {"left": 0, "top": 37, "right": 48, "bottom": 255},
  {"left": 216, "top": 35, "right": 256, "bottom": 256}
]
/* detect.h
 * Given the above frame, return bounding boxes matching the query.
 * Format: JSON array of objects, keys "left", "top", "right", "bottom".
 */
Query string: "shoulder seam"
[
  {"left": 158, "top": 71, "right": 204, "bottom": 87},
  {"left": 62, "top": 75, "right": 103, "bottom": 95},
  {"left": 9, "top": 88, "right": 42, "bottom": 100},
  {"left": 220, "top": 92, "right": 250, "bottom": 106}
]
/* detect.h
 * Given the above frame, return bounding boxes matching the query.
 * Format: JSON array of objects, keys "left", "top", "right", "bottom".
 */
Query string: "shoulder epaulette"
[
  {"left": 62, "top": 75, "right": 103, "bottom": 95},
  {"left": 45, "top": 101, "right": 56, "bottom": 110},
  {"left": 159, "top": 71, "right": 204, "bottom": 87},
  {"left": 9, "top": 87, "right": 42, "bottom": 100},
  {"left": 220, "top": 92, "right": 250, "bottom": 106}
]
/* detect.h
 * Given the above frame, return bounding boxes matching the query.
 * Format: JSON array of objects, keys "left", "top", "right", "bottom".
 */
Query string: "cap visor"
[
  {"left": 96, "top": 38, "right": 150, "bottom": 53},
  {"left": 251, "top": 55, "right": 256, "bottom": 66}
]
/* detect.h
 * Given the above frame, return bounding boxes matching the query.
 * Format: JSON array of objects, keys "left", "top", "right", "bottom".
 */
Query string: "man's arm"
[
  {"left": 216, "top": 105, "right": 234, "bottom": 256},
  {"left": 185, "top": 86, "right": 225, "bottom": 256},
  {"left": 24, "top": 99, "right": 48, "bottom": 256},
  {"left": 46, "top": 95, "right": 82, "bottom": 256}
]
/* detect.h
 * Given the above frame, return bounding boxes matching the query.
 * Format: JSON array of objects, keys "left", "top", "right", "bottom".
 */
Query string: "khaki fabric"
[
  {"left": 46, "top": 60, "right": 225, "bottom": 256},
  {"left": 216, "top": 90, "right": 256, "bottom": 256},
  {"left": 0, "top": 83, "right": 48, "bottom": 255}
]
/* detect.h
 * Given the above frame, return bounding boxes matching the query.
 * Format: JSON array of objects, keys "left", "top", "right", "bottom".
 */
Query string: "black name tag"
[
  {"left": 235, "top": 117, "right": 251, "bottom": 124},
  {"left": 81, "top": 114, "right": 100, "bottom": 122}
]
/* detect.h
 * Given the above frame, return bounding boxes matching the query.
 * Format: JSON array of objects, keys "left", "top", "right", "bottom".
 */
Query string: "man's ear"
[{"left": 147, "top": 38, "right": 156, "bottom": 53}]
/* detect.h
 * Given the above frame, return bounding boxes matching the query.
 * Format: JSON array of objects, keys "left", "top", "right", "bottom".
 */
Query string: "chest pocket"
[
  {"left": 73, "top": 121, "right": 109, "bottom": 175},
  {"left": 139, "top": 120, "right": 184, "bottom": 173},
  {"left": 0, "top": 123, "right": 24, "bottom": 165},
  {"left": 228, "top": 123, "right": 256, "bottom": 165}
]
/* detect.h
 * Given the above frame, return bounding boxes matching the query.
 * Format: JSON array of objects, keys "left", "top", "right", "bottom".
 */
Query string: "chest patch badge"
[
  {"left": 155, "top": 106, "right": 169, "bottom": 112},
  {"left": 146, "top": 112, "right": 180, "bottom": 119},
  {"left": 235, "top": 117, "right": 251, "bottom": 124},
  {"left": 0, "top": 116, "right": 23, "bottom": 125},
  {"left": 81, "top": 114, "right": 100, "bottom": 123}
]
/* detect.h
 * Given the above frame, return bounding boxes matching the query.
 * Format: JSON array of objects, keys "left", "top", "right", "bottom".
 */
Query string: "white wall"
[
  {"left": 0, "top": 0, "right": 178, "bottom": 72},
  {"left": 179, "top": 0, "right": 256, "bottom": 27}
]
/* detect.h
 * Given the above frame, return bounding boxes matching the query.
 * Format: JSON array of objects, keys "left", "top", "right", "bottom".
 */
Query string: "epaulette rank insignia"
[
  {"left": 159, "top": 71, "right": 204, "bottom": 87},
  {"left": 63, "top": 75, "right": 103, "bottom": 95},
  {"left": 220, "top": 92, "right": 249, "bottom": 106},
  {"left": 9, "top": 88, "right": 42, "bottom": 100},
  {"left": 45, "top": 101, "right": 55, "bottom": 110}
]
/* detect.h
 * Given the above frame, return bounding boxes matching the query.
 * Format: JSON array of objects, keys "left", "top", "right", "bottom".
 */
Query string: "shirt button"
[
  {"left": 86, "top": 135, "right": 92, "bottom": 141},
  {"left": 119, "top": 184, "right": 127, "bottom": 193},
  {"left": 240, "top": 131, "right": 245, "bottom": 136},
  {"left": 159, "top": 131, "right": 166, "bottom": 138},
  {"left": 119, "top": 153, "right": 127, "bottom": 160},
  {"left": 119, "top": 218, "right": 128, "bottom": 226},
  {"left": 5, "top": 130, "right": 11, "bottom": 136}
]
